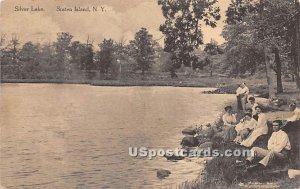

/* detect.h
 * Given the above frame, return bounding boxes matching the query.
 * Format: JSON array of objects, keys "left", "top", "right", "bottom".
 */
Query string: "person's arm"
[
  {"left": 257, "top": 114, "right": 267, "bottom": 128},
  {"left": 286, "top": 113, "right": 298, "bottom": 122},
  {"left": 236, "top": 88, "right": 241, "bottom": 96},
  {"left": 272, "top": 132, "right": 289, "bottom": 153},
  {"left": 247, "top": 118, "right": 257, "bottom": 130},
  {"left": 267, "top": 134, "right": 275, "bottom": 150},
  {"left": 233, "top": 114, "right": 237, "bottom": 124},
  {"left": 222, "top": 114, "right": 234, "bottom": 127},
  {"left": 245, "top": 87, "right": 249, "bottom": 95},
  {"left": 222, "top": 114, "right": 229, "bottom": 126}
]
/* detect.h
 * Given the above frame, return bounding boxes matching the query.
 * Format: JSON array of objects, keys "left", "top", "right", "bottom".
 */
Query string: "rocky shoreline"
[{"left": 160, "top": 95, "right": 300, "bottom": 189}]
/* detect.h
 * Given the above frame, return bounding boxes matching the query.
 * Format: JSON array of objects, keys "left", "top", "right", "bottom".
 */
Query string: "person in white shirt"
[
  {"left": 248, "top": 96, "right": 259, "bottom": 117},
  {"left": 236, "top": 83, "right": 249, "bottom": 112},
  {"left": 221, "top": 106, "right": 237, "bottom": 142},
  {"left": 246, "top": 120, "right": 291, "bottom": 170},
  {"left": 241, "top": 106, "right": 268, "bottom": 147},
  {"left": 234, "top": 113, "right": 257, "bottom": 143}
]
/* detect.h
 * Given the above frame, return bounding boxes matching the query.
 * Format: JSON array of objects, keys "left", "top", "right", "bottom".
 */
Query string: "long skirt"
[
  {"left": 237, "top": 96, "right": 243, "bottom": 111},
  {"left": 224, "top": 126, "right": 237, "bottom": 142}
]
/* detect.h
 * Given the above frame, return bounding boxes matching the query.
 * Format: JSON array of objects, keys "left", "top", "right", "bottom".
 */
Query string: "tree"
[
  {"left": 2, "top": 35, "right": 21, "bottom": 78},
  {"left": 224, "top": 0, "right": 297, "bottom": 96},
  {"left": 38, "top": 43, "right": 56, "bottom": 79},
  {"left": 129, "top": 28, "right": 156, "bottom": 76},
  {"left": 54, "top": 32, "right": 73, "bottom": 79},
  {"left": 19, "top": 42, "right": 40, "bottom": 79},
  {"left": 204, "top": 39, "right": 222, "bottom": 76},
  {"left": 158, "top": 0, "right": 221, "bottom": 77},
  {"left": 95, "top": 39, "right": 115, "bottom": 74},
  {"left": 293, "top": 0, "right": 300, "bottom": 90},
  {"left": 0, "top": 33, "right": 6, "bottom": 80}
]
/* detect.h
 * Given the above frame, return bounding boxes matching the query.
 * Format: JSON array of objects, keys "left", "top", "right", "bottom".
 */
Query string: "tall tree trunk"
[
  {"left": 295, "top": 0, "right": 300, "bottom": 90},
  {"left": 274, "top": 47, "right": 283, "bottom": 93},
  {"left": 264, "top": 47, "right": 276, "bottom": 99},
  {"left": 259, "top": 0, "right": 275, "bottom": 98}
]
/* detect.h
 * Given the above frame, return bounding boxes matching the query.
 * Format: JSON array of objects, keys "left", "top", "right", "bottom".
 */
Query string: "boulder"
[
  {"left": 164, "top": 154, "right": 185, "bottom": 161},
  {"left": 201, "top": 127, "right": 215, "bottom": 139},
  {"left": 195, "top": 135, "right": 211, "bottom": 145},
  {"left": 199, "top": 142, "right": 213, "bottom": 150},
  {"left": 181, "top": 136, "right": 199, "bottom": 147},
  {"left": 157, "top": 169, "right": 171, "bottom": 179},
  {"left": 182, "top": 127, "right": 197, "bottom": 136}
]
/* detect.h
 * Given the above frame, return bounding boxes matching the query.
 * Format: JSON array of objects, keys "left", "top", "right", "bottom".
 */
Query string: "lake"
[{"left": 0, "top": 84, "right": 234, "bottom": 189}]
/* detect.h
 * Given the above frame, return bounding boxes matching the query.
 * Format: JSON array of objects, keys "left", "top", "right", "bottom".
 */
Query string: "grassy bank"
[
  {"left": 177, "top": 105, "right": 299, "bottom": 189},
  {"left": 1, "top": 73, "right": 298, "bottom": 92}
]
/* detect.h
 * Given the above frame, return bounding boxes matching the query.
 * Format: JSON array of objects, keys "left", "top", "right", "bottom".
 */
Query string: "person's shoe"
[
  {"left": 246, "top": 163, "right": 265, "bottom": 172},
  {"left": 245, "top": 160, "right": 251, "bottom": 166}
]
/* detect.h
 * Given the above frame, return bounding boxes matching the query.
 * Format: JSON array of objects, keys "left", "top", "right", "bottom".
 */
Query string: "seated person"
[
  {"left": 245, "top": 108, "right": 258, "bottom": 121},
  {"left": 246, "top": 120, "right": 291, "bottom": 171},
  {"left": 234, "top": 113, "right": 257, "bottom": 143},
  {"left": 248, "top": 97, "right": 259, "bottom": 117},
  {"left": 241, "top": 106, "right": 268, "bottom": 147},
  {"left": 221, "top": 106, "right": 237, "bottom": 142},
  {"left": 286, "top": 102, "right": 300, "bottom": 122}
]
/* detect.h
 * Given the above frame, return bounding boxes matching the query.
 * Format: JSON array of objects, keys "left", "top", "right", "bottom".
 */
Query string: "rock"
[
  {"left": 182, "top": 127, "right": 196, "bottom": 136},
  {"left": 157, "top": 169, "right": 171, "bottom": 179},
  {"left": 201, "top": 127, "right": 215, "bottom": 139},
  {"left": 181, "top": 136, "right": 199, "bottom": 147},
  {"left": 199, "top": 142, "right": 213, "bottom": 150},
  {"left": 164, "top": 154, "right": 185, "bottom": 161},
  {"left": 195, "top": 135, "right": 211, "bottom": 146}
]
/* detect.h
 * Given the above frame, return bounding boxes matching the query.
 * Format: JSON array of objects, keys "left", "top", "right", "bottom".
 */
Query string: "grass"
[{"left": 178, "top": 111, "right": 300, "bottom": 189}]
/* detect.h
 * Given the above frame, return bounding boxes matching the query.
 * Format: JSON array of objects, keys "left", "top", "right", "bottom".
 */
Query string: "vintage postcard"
[{"left": 0, "top": 0, "right": 299, "bottom": 188}]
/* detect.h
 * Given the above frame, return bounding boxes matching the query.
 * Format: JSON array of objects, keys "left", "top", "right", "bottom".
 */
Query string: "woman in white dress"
[
  {"left": 241, "top": 106, "right": 268, "bottom": 147},
  {"left": 222, "top": 106, "right": 238, "bottom": 142}
]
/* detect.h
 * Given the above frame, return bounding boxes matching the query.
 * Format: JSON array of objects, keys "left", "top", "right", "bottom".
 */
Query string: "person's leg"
[
  {"left": 224, "top": 126, "right": 237, "bottom": 142},
  {"left": 237, "top": 96, "right": 243, "bottom": 111},
  {"left": 247, "top": 147, "right": 270, "bottom": 162},
  {"left": 240, "top": 129, "right": 250, "bottom": 140},
  {"left": 241, "top": 97, "right": 247, "bottom": 112},
  {"left": 259, "top": 150, "right": 285, "bottom": 167}
]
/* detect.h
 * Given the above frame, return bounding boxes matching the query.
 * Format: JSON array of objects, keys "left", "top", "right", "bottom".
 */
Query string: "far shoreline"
[{"left": 0, "top": 79, "right": 213, "bottom": 88}]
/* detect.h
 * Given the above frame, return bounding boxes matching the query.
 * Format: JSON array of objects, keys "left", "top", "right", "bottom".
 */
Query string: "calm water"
[{"left": 0, "top": 84, "right": 234, "bottom": 189}]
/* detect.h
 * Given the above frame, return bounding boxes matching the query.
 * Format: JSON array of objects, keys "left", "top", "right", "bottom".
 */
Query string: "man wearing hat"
[{"left": 246, "top": 120, "right": 291, "bottom": 170}]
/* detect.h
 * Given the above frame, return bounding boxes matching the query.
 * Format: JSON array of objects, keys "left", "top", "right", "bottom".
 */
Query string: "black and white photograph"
[{"left": 0, "top": 0, "right": 300, "bottom": 188}]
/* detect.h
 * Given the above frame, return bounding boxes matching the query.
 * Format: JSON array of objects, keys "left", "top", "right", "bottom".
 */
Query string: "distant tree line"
[{"left": 0, "top": 28, "right": 158, "bottom": 80}]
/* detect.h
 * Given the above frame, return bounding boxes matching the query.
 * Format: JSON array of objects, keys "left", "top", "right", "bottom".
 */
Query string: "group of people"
[{"left": 219, "top": 83, "right": 300, "bottom": 170}]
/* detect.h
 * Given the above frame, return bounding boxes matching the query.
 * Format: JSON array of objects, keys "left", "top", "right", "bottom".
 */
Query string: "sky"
[{"left": 0, "top": 0, "right": 231, "bottom": 47}]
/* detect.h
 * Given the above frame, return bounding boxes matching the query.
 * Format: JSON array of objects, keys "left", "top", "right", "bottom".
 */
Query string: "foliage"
[
  {"left": 53, "top": 32, "right": 73, "bottom": 79},
  {"left": 129, "top": 28, "right": 157, "bottom": 75},
  {"left": 223, "top": 0, "right": 297, "bottom": 80},
  {"left": 203, "top": 39, "right": 223, "bottom": 76},
  {"left": 18, "top": 42, "right": 40, "bottom": 79},
  {"left": 95, "top": 38, "right": 116, "bottom": 75},
  {"left": 158, "top": 0, "right": 221, "bottom": 76}
]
